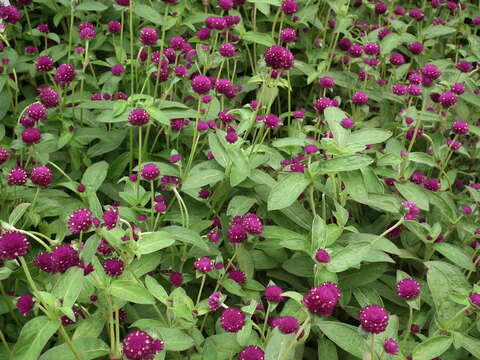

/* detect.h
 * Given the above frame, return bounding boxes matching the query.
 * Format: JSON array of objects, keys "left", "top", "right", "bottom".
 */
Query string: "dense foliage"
[{"left": 0, "top": 0, "right": 480, "bottom": 359}]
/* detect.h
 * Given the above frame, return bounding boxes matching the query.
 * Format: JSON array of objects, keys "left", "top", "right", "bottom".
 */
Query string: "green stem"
[
  {"left": 370, "top": 333, "right": 376, "bottom": 360},
  {"left": 58, "top": 325, "right": 83, "bottom": 360},
  {"left": 129, "top": 0, "right": 135, "bottom": 95},
  {"left": 0, "top": 328, "right": 10, "bottom": 355},
  {"left": 402, "top": 305, "right": 413, "bottom": 344},
  {"left": 372, "top": 219, "right": 404, "bottom": 245},
  {"left": 172, "top": 187, "right": 189, "bottom": 228},
  {"left": 196, "top": 274, "right": 206, "bottom": 305}
]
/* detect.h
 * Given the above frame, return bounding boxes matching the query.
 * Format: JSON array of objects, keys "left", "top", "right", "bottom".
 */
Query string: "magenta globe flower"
[
  {"left": 359, "top": 305, "right": 389, "bottom": 334},
  {"left": 264, "top": 45, "right": 294, "bottom": 70},
  {"left": 141, "top": 164, "right": 160, "bottom": 180},
  {"left": 122, "top": 330, "right": 163, "bottom": 360},
  {"left": 104, "top": 258, "right": 124, "bottom": 276},
  {"left": 384, "top": 338, "right": 399, "bottom": 355},
  {"left": 0, "top": 231, "right": 29, "bottom": 259},
  {"left": 139, "top": 28, "right": 158, "bottom": 46},
  {"left": 397, "top": 278, "right": 421, "bottom": 299},
  {"left": 30, "top": 165, "right": 53, "bottom": 187},
  {"left": 194, "top": 257, "right": 213, "bottom": 273},
  {"left": 68, "top": 208, "right": 92, "bottom": 234},
  {"left": 264, "top": 285, "right": 284, "bottom": 302},
  {"left": 16, "top": 293, "right": 35, "bottom": 316},
  {"left": 303, "top": 282, "right": 341, "bottom": 316},
  {"left": 221, "top": 307, "right": 245, "bottom": 333},
  {"left": 238, "top": 346, "right": 265, "bottom": 360},
  {"left": 128, "top": 109, "right": 150, "bottom": 126}
]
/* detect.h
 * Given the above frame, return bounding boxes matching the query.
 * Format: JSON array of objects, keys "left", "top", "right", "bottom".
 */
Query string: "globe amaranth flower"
[
  {"left": 16, "top": 293, "right": 35, "bottom": 316},
  {"left": 79, "top": 26, "right": 96, "bottom": 40},
  {"left": 208, "top": 291, "right": 223, "bottom": 311},
  {"left": 421, "top": 64, "right": 441, "bottom": 80},
  {"left": 104, "top": 258, "right": 124, "bottom": 276},
  {"left": 341, "top": 118, "right": 355, "bottom": 129},
  {"left": 169, "top": 271, "right": 183, "bottom": 287},
  {"left": 281, "top": 0, "right": 298, "bottom": 14},
  {"left": 352, "top": 91, "right": 369, "bottom": 105},
  {"left": 52, "top": 244, "right": 80, "bottom": 273},
  {"left": 97, "top": 239, "right": 115, "bottom": 256},
  {"left": 141, "top": 164, "right": 160, "bottom": 180},
  {"left": 402, "top": 201, "right": 420, "bottom": 221},
  {"left": 348, "top": 44, "right": 363, "bottom": 58},
  {"left": 139, "top": 28, "right": 158, "bottom": 46},
  {"left": 364, "top": 42, "right": 380, "bottom": 56},
  {"left": 108, "top": 21, "right": 121, "bottom": 34},
  {"left": 439, "top": 91, "right": 457, "bottom": 108},
  {"left": 68, "top": 208, "right": 92, "bottom": 234},
  {"left": 219, "top": 43, "right": 236, "bottom": 57},
  {"left": 303, "top": 282, "right": 341, "bottom": 316},
  {"left": 0, "top": 231, "right": 29, "bottom": 259},
  {"left": 35, "top": 56, "right": 54, "bottom": 72},
  {"left": 30, "top": 165, "right": 53, "bottom": 187},
  {"left": 359, "top": 305, "right": 389, "bottom": 334},
  {"left": 242, "top": 213, "right": 263, "bottom": 234},
  {"left": 424, "top": 178, "right": 440, "bottom": 192},
  {"left": 227, "top": 224, "right": 248, "bottom": 243},
  {"left": 194, "top": 257, "right": 213, "bottom": 273},
  {"left": 397, "top": 278, "right": 421, "bottom": 299},
  {"left": 264, "top": 285, "right": 284, "bottom": 302},
  {"left": 8, "top": 167, "right": 27, "bottom": 185},
  {"left": 128, "top": 108, "right": 150, "bottom": 126},
  {"left": 191, "top": 75, "right": 212, "bottom": 94},
  {"left": 469, "top": 293, "right": 480, "bottom": 307},
  {"left": 408, "top": 42, "right": 424, "bottom": 55},
  {"left": 0, "top": 147, "right": 9, "bottom": 165},
  {"left": 410, "top": 172, "right": 425, "bottom": 185},
  {"left": 102, "top": 207, "right": 119, "bottom": 230},
  {"left": 54, "top": 64, "right": 75, "bottom": 85},
  {"left": 111, "top": 64, "right": 125, "bottom": 76},
  {"left": 123, "top": 330, "right": 164, "bottom": 360},
  {"left": 314, "top": 97, "right": 336, "bottom": 114},
  {"left": 238, "top": 346, "right": 265, "bottom": 360},
  {"left": 315, "top": 249, "right": 330, "bottom": 263},
  {"left": 272, "top": 316, "right": 299, "bottom": 334},
  {"left": 319, "top": 76, "right": 334, "bottom": 89},
  {"left": 22, "top": 128, "right": 41, "bottom": 145},
  {"left": 221, "top": 307, "right": 245, "bottom": 333},
  {"left": 264, "top": 45, "right": 294, "bottom": 70},
  {"left": 39, "top": 87, "right": 59, "bottom": 108},
  {"left": 280, "top": 28, "right": 297, "bottom": 43},
  {"left": 451, "top": 120, "right": 469, "bottom": 134},
  {"left": 34, "top": 252, "right": 56, "bottom": 273},
  {"left": 384, "top": 338, "right": 399, "bottom": 355}
]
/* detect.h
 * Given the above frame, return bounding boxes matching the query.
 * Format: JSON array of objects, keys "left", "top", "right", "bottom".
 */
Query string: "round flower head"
[
  {"left": 0, "top": 147, "right": 9, "bottom": 164},
  {"left": 111, "top": 64, "right": 125, "bottom": 76},
  {"left": 457, "top": 61, "right": 472, "bottom": 73},
  {"left": 348, "top": 44, "right": 363, "bottom": 58},
  {"left": 364, "top": 42, "right": 380, "bottom": 56},
  {"left": 439, "top": 92, "right": 457, "bottom": 108},
  {"left": 242, "top": 213, "right": 263, "bottom": 234},
  {"left": 408, "top": 42, "right": 424, "bottom": 55},
  {"left": 141, "top": 164, "right": 160, "bottom": 180},
  {"left": 68, "top": 208, "right": 92, "bottom": 234},
  {"left": 341, "top": 118, "right": 355, "bottom": 129},
  {"left": 238, "top": 346, "right": 265, "bottom": 360},
  {"left": 208, "top": 291, "right": 223, "bottom": 311},
  {"left": 108, "top": 21, "right": 121, "bottom": 34},
  {"left": 315, "top": 249, "right": 330, "bottom": 263},
  {"left": 0, "top": 231, "right": 29, "bottom": 259},
  {"left": 102, "top": 207, "right": 119, "bottom": 230},
  {"left": 359, "top": 305, "right": 389, "bottom": 334},
  {"left": 221, "top": 307, "right": 245, "bottom": 333},
  {"left": 104, "top": 258, "right": 124, "bottom": 276},
  {"left": 352, "top": 91, "right": 369, "bottom": 105},
  {"left": 280, "top": 28, "right": 297, "bottom": 43},
  {"left": 219, "top": 43, "right": 236, "bottom": 57},
  {"left": 170, "top": 271, "right": 183, "bottom": 287},
  {"left": 39, "top": 87, "right": 60, "bottom": 108},
  {"left": 396, "top": 278, "right": 420, "bottom": 299},
  {"left": 79, "top": 27, "right": 96, "bottom": 40},
  {"left": 451, "top": 83, "right": 465, "bottom": 95},
  {"left": 35, "top": 56, "right": 54, "bottom": 72},
  {"left": 139, "top": 28, "right": 158, "bottom": 46},
  {"left": 264, "top": 285, "right": 284, "bottom": 302},
  {"left": 264, "top": 45, "right": 294, "bottom": 70},
  {"left": 424, "top": 178, "right": 440, "bottom": 192},
  {"left": 123, "top": 330, "right": 164, "bottom": 360},
  {"left": 228, "top": 268, "right": 246, "bottom": 283},
  {"left": 191, "top": 75, "right": 212, "bottom": 94},
  {"left": 30, "top": 165, "right": 53, "bottom": 187},
  {"left": 218, "top": 0, "right": 234, "bottom": 10},
  {"left": 281, "top": 0, "right": 298, "bottom": 14},
  {"left": 34, "top": 252, "right": 56, "bottom": 273},
  {"left": 384, "top": 338, "right": 399, "bottom": 355},
  {"left": 16, "top": 293, "right": 35, "bottom": 316},
  {"left": 26, "top": 103, "right": 46, "bottom": 121},
  {"left": 22, "top": 128, "right": 41, "bottom": 145},
  {"left": 402, "top": 201, "right": 420, "bottom": 221},
  {"left": 194, "top": 257, "right": 213, "bottom": 273},
  {"left": 128, "top": 108, "right": 150, "bottom": 126},
  {"left": 227, "top": 224, "right": 248, "bottom": 243},
  {"left": 451, "top": 120, "right": 469, "bottom": 134},
  {"left": 52, "top": 245, "right": 79, "bottom": 273},
  {"left": 276, "top": 316, "right": 299, "bottom": 334},
  {"left": 303, "top": 282, "right": 341, "bottom": 316},
  {"left": 319, "top": 76, "right": 335, "bottom": 89},
  {"left": 421, "top": 64, "right": 441, "bottom": 80},
  {"left": 8, "top": 167, "right": 27, "bottom": 185},
  {"left": 54, "top": 64, "right": 75, "bottom": 84},
  {"left": 469, "top": 293, "right": 480, "bottom": 307}
]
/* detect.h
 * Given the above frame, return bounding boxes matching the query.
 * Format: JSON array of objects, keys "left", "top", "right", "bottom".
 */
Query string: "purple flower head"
[
  {"left": 457, "top": 61, "right": 472, "bottom": 73},
  {"left": 227, "top": 224, "right": 248, "bottom": 243},
  {"left": 22, "top": 128, "right": 41, "bottom": 145},
  {"left": 352, "top": 91, "right": 369, "bottom": 105},
  {"left": 30, "top": 165, "right": 53, "bottom": 187},
  {"left": 111, "top": 64, "right": 125, "bottom": 76},
  {"left": 26, "top": 103, "right": 46, "bottom": 121},
  {"left": 264, "top": 285, "right": 284, "bottom": 302},
  {"left": 194, "top": 257, "right": 213, "bottom": 273},
  {"left": 392, "top": 84, "right": 406, "bottom": 95},
  {"left": 68, "top": 208, "right": 92, "bottom": 234},
  {"left": 0, "top": 147, "right": 9, "bottom": 164},
  {"left": 221, "top": 307, "right": 245, "bottom": 333},
  {"left": 0, "top": 231, "right": 29, "bottom": 259},
  {"left": 34, "top": 252, "right": 56, "bottom": 273},
  {"left": 208, "top": 231, "right": 219, "bottom": 243},
  {"left": 397, "top": 278, "right": 421, "bottom": 299},
  {"left": 97, "top": 239, "right": 115, "bottom": 256},
  {"left": 274, "top": 316, "right": 300, "bottom": 334},
  {"left": 228, "top": 268, "right": 246, "bottom": 283},
  {"left": 219, "top": 43, "right": 236, "bottom": 57},
  {"left": 384, "top": 338, "right": 398, "bottom": 355},
  {"left": 375, "top": 2, "right": 387, "bottom": 14},
  {"left": 238, "top": 346, "right": 265, "bottom": 360},
  {"left": 123, "top": 330, "right": 163, "bottom": 360},
  {"left": 39, "top": 87, "right": 59, "bottom": 108},
  {"left": 314, "top": 97, "right": 335, "bottom": 114},
  {"left": 281, "top": 0, "right": 298, "bottom": 14},
  {"left": 359, "top": 305, "right": 389, "bottom": 334},
  {"left": 390, "top": 52, "right": 405, "bottom": 66},
  {"left": 52, "top": 245, "right": 79, "bottom": 273},
  {"left": 225, "top": 128, "right": 238, "bottom": 144},
  {"left": 208, "top": 291, "right": 223, "bottom": 311},
  {"left": 341, "top": 118, "right": 355, "bottom": 129},
  {"left": 35, "top": 56, "right": 54, "bottom": 72},
  {"left": 79, "top": 26, "right": 96, "bottom": 40},
  {"left": 16, "top": 293, "right": 35, "bottom": 316},
  {"left": 469, "top": 293, "right": 480, "bottom": 307},
  {"left": 192, "top": 75, "right": 212, "bottom": 94},
  {"left": 439, "top": 92, "right": 457, "bottom": 108},
  {"left": 218, "top": 0, "right": 234, "bottom": 11},
  {"left": 37, "top": 24, "right": 49, "bottom": 33},
  {"left": 451, "top": 120, "right": 469, "bottom": 134},
  {"left": 402, "top": 201, "right": 420, "bottom": 221},
  {"left": 170, "top": 272, "right": 183, "bottom": 287},
  {"left": 0, "top": 5, "right": 21, "bottom": 24},
  {"left": 450, "top": 83, "right": 465, "bottom": 95},
  {"left": 280, "top": 28, "right": 297, "bottom": 43},
  {"left": 303, "top": 282, "right": 341, "bottom": 316},
  {"left": 421, "top": 64, "right": 441, "bottom": 80},
  {"left": 104, "top": 258, "right": 124, "bottom": 276},
  {"left": 348, "top": 44, "right": 363, "bottom": 58},
  {"left": 242, "top": 212, "right": 263, "bottom": 235},
  {"left": 141, "top": 164, "right": 160, "bottom": 180},
  {"left": 424, "top": 178, "right": 440, "bottom": 192},
  {"left": 54, "top": 64, "right": 75, "bottom": 85},
  {"left": 315, "top": 249, "right": 330, "bottom": 263},
  {"left": 129, "top": 108, "right": 150, "bottom": 126},
  {"left": 408, "top": 42, "right": 424, "bottom": 55},
  {"left": 411, "top": 324, "right": 421, "bottom": 333},
  {"left": 8, "top": 167, "right": 27, "bottom": 186},
  {"left": 264, "top": 45, "right": 294, "bottom": 70},
  {"left": 103, "top": 207, "right": 119, "bottom": 230},
  {"left": 364, "top": 42, "right": 380, "bottom": 56},
  {"left": 410, "top": 172, "right": 425, "bottom": 185},
  {"left": 319, "top": 76, "right": 335, "bottom": 89},
  {"left": 108, "top": 21, "right": 121, "bottom": 34},
  {"left": 139, "top": 28, "right": 158, "bottom": 46}
]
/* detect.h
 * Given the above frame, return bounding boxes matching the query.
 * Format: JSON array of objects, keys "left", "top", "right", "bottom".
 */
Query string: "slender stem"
[
  {"left": 402, "top": 306, "right": 413, "bottom": 344},
  {"left": 0, "top": 328, "right": 10, "bottom": 354},
  {"left": 251, "top": 322, "right": 266, "bottom": 341},
  {"left": 67, "top": 0, "right": 75, "bottom": 61},
  {"left": 172, "top": 187, "right": 189, "bottom": 228},
  {"left": 370, "top": 334, "right": 376, "bottom": 360},
  {"left": 372, "top": 219, "right": 404, "bottom": 245},
  {"left": 58, "top": 325, "right": 83, "bottom": 360},
  {"left": 154, "top": 4, "right": 169, "bottom": 98},
  {"left": 196, "top": 274, "right": 206, "bottom": 305},
  {"left": 150, "top": 181, "right": 155, "bottom": 230},
  {"left": 262, "top": 302, "right": 272, "bottom": 335},
  {"left": 129, "top": 0, "right": 135, "bottom": 95},
  {"left": 308, "top": 184, "right": 316, "bottom": 217}
]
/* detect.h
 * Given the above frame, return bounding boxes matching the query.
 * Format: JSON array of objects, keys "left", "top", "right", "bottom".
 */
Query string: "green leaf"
[
  {"left": 412, "top": 336, "right": 452, "bottom": 360},
  {"left": 157, "top": 328, "right": 194, "bottom": 351},
  {"left": 75, "top": 1, "right": 108, "bottom": 11},
  {"left": 318, "top": 338, "right": 338, "bottom": 360},
  {"left": 54, "top": 266, "right": 85, "bottom": 309},
  {"left": 409, "top": 152, "right": 436, "bottom": 167},
  {"left": 315, "top": 320, "right": 368, "bottom": 358},
  {"left": 312, "top": 215, "right": 327, "bottom": 249},
  {"left": 182, "top": 169, "right": 224, "bottom": 190},
  {"left": 434, "top": 243, "right": 475, "bottom": 271},
  {"left": 162, "top": 226, "right": 214, "bottom": 254},
  {"left": 460, "top": 334, "right": 480, "bottom": 358},
  {"left": 39, "top": 338, "right": 109, "bottom": 360},
  {"left": 108, "top": 280, "right": 155, "bottom": 304},
  {"left": 324, "top": 107, "right": 348, "bottom": 146},
  {"left": 137, "top": 231, "right": 175, "bottom": 255},
  {"left": 81, "top": 161, "right": 109, "bottom": 192},
  {"left": 395, "top": 182, "right": 429, "bottom": 210},
  {"left": 11, "top": 316, "right": 60, "bottom": 360},
  {"left": 9, "top": 202, "right": 30, "bottom": 226},
  {"left": 133, "top": 3, "right": 163, "bottom": 25},
  {"left": 227, "top": 196, "right": 257, "bottom": 217},
  {"left": 346, "top": 129, "right": 392, "bottom": 148},
  {"left": 243, "top": 31, "right": 275, "bottom": 47},
  {"left": 267, "top": 173, "right": 310, "bottom": 211},
  {"left": 326, "top": 242, "right": 371, "bottom": 273},
  {"left": 423, "top": 25, "right": 456, "bottom": 39},
  {"left": 317, "top": 155, "right": 373, "bottom": 174},
  {"left": 208, "top": 132, "right": 228, "bottom": 167},
  {"left": 227, "top": 147, "right": 250, "bottom": 187},
  {"left": 265, "top": 328, "right": 296, "bottom": 360},
  {"left": 145, "top": 275, "right": 168, "bottom": 305}
]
